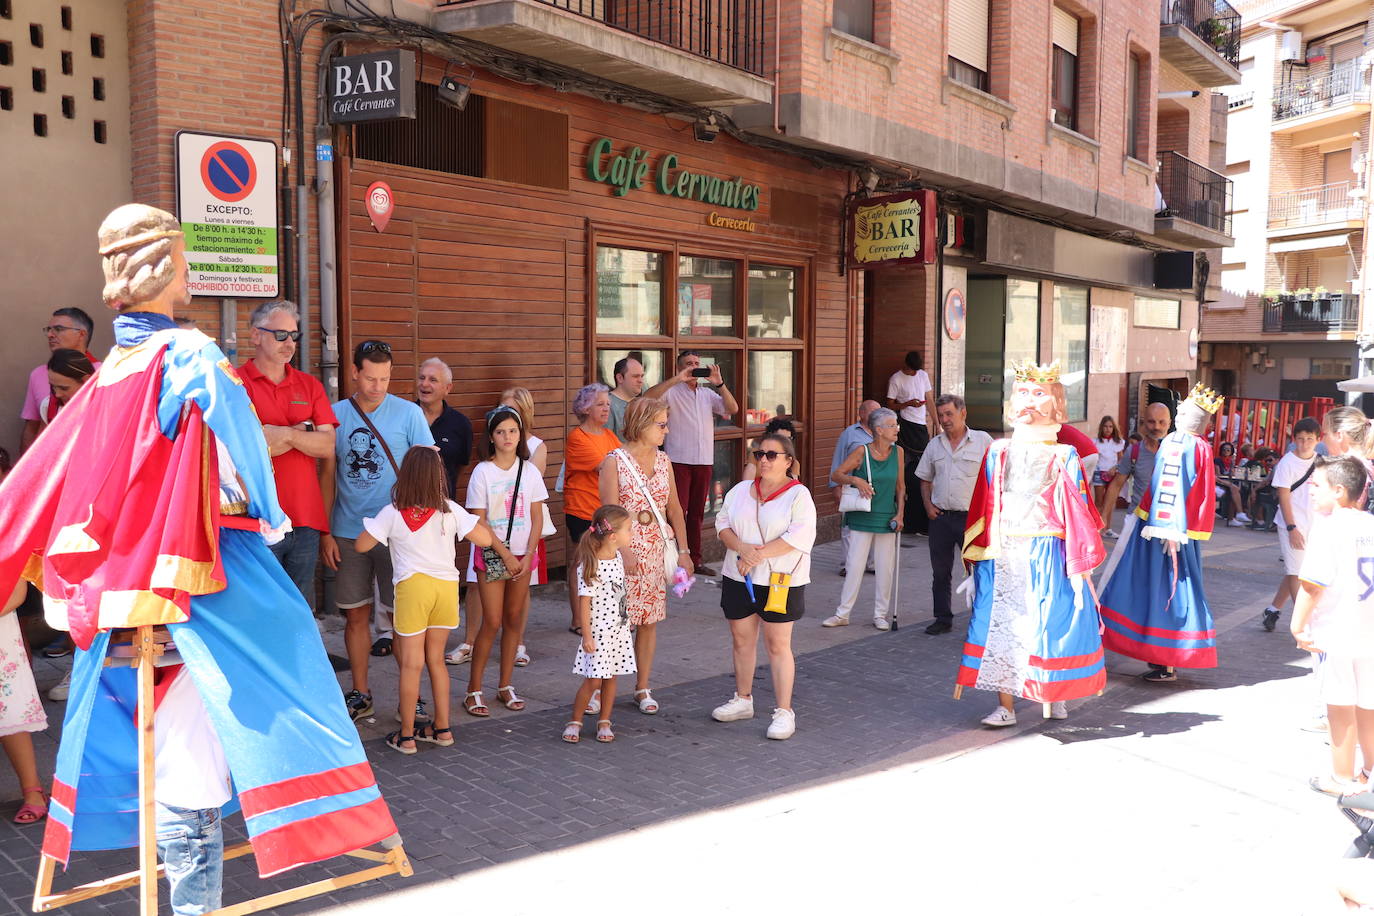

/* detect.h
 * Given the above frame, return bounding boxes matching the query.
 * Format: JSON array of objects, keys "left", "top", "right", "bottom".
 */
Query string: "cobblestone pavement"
[{"left": 0, "top": 525, "right": 1358, "bottom": 914}]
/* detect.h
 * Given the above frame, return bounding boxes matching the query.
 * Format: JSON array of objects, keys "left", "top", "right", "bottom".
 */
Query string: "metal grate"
[
  {"left": 1161, "top": 0, "right": 1241, "bottom": 67},
  {"left": 354, "top": 82, "right": 486, "bottom": 178},
  {"left": 1156, "top": 150, "right": 1233, "bottom": 235}
]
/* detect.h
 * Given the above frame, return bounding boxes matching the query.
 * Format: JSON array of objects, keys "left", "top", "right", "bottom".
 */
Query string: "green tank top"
[{"left": 845, "top": 445, "right": 899, "bottom": 533}]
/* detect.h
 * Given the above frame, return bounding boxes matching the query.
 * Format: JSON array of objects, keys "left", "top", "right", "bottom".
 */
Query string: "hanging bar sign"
[
  {"left": 847, "top": 190, "right": 938, "bottom": 268},
  {"left": 328, "top": 50, "right": 417, "bottom": 124}
]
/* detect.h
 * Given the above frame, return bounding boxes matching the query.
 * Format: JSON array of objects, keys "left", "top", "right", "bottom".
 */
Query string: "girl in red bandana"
[{"left": 357, "top": 446, "right": 503, "bottom": 755}]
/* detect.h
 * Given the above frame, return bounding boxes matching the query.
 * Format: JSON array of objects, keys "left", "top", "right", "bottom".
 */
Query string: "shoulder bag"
[
  {"left": 752, "top": 486, "right": 806, "bottom": 614},
  {"left": 350, "top": 396, "right": 400, "bottom": 476},
  {"left": 837, "top": 446, "right": 873, "bottom": 514},
  {"left": 475, "top": 458, "right": 524, "bottom": 582},
  {"left": 615, "top": 448, "right": 679, "bottom": 583}
]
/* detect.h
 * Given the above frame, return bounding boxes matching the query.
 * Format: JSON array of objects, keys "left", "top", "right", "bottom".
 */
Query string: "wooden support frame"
[{"left": 32, "top": 626, "right": 412, "bottom": 914}]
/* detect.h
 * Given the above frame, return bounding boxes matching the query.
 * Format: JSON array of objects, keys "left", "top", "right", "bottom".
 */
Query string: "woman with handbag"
[
  {"left": 564, "top": 383, "right": 621, "bottom": 635},
  {"left": 462, "top": 406, "right": 547, "bottom": 716},
  {"left": 824, "top": 406, "right": 903, "bottom": 630},
  {"left": 711, "top": 433, "right": 817, "bottom": 741},
  {"left": 598, "top": 397, "right": 693, "bottom": 715}
]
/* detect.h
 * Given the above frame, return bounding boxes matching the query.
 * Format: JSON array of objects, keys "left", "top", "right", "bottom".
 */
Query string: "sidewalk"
[{"left": 0, "top": 523, "right": 1356, "bottom": 914}]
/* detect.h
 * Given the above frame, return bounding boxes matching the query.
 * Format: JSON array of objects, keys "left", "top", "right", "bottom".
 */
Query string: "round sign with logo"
[
  {"left": 944, "top": 287, "right": 966, "bottom": 341},
  {"left": 366, "top": 181, "right": 394, "bottom": 233}
]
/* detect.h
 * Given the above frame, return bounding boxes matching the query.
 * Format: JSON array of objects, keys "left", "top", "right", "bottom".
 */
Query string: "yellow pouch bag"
[{"left": 764, "top": 571, "right": 792, "bottom": 615}]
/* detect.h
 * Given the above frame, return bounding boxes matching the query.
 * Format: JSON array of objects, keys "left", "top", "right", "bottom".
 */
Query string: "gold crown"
[
  {"left": 1186, "top": 382, "right": 1224, "bottom": 415},
  {"left": 1012, "top": 360, "right": 1061, "bottom": 384}
]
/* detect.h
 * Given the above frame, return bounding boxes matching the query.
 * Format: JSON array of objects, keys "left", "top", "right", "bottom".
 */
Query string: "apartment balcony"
[
  {"left": 1159, "top": 0, "right": 1242, "bottom": 88},
  {"left": 1263, "top": 292, "right": 1360, "bottom": 335},
  {"left": 1267, "top": 180, "right": 1364, "bottom": 238},
  {"left": 1272, "top": 60, "right": 1371, "bottom": 138},
  {"left": 1154, "top": 151, "right": 1234, "bottom": 248},
  {"left": 432, "top": 0, "right": 774, "bottom": 107}
]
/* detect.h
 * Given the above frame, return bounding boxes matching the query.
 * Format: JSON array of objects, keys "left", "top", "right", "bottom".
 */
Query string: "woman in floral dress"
[
  {"left": 1, "top": 576, "right": 48, "bottom": 824},
  {"left": 599, "top": 397, "right": 692, "bottom": 715}
]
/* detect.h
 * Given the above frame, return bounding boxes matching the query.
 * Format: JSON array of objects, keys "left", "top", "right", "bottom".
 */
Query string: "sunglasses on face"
[
  {"left": 43, "top": 325, "right": 78, "bottom": 335},
  {"left": 752, "top": 450, "right": 785, "bottom": 462},
  {"left": 256, "top": 327, "right": 301, "bottom": 342}
]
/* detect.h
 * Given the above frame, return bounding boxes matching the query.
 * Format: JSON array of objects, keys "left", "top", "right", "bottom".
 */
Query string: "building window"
[
  {"left": 1134, "top": 295, "right": 1181, "bottom": 329},
  {"left": 594, "top": 241, "right": 806, "bottom": 512},
  {"left": 1127, "top": 51, "right": 1146, "bottom": 159},
  {"left": 1051, "top": 7, "right": 1079, "bottom": 131},
  {"left": 834, "top": 0, "right": 874, "bottom": 42},
  {"left": 947, "top": 0, "right": 989, "bottom": 91},
  {"left": 1052, "top": 284, "right": 1088, "bottom": 422}
]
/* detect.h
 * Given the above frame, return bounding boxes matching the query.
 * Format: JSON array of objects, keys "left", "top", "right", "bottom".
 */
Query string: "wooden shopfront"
[{"left": 336, "top": 55, "right": 856, "bottom": 568}]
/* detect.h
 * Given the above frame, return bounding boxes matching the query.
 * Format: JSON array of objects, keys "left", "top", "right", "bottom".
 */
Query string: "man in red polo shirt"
[{"left": 239, "top": 301, "right": 338, "bottom": 611}]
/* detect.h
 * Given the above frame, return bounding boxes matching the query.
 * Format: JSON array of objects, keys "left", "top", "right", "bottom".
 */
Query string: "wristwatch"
[
  {"left": 1286, "top": 524, "right": 1296, "bottom": 532},
  {"left": 302, "top": 420, "right": 315, "bottom": 431}
]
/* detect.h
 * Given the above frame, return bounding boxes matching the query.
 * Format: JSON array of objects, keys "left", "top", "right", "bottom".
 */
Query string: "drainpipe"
[{"left": 772, "top": 0, "right": 781, "bottom": 133}]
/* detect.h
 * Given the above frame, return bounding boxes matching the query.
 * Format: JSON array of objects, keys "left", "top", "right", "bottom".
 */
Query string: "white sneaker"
[
  {"left": 766, "top": 707, "right": 796, "bottom": 740},
  {"left": 873, "top": 616, "right": 891, "bottom": 631},
  {"left": 444, "top": 643, "right": 472, "bottom": 665},
  {"left": 1049, "top": 701, "right": 1068, "bottom": 719},
  {"left": 821, "top": 614, "right": 850, "bottom": 627},
  {"left": 1236, "top": 512, "right": 1252, "bottom": 523},
  {"left": 711, "top": 693, "right": 755, "bottom": 722},
  {"left": 1227, "top": 519, "right": 1245, "bottom": 528},
  {"left": 1101, "top": 529, "right": 1118, "bottom": 540},
  {"left": 980, "top": 706, "right": 1016, "bottom": 727},
  {"left": 48, "top": 671, "right": 71, "bottom": 702}
]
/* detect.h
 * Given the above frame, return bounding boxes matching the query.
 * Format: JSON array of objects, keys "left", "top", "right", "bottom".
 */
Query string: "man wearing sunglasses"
[
  {"left": 239, "top": 301, "right": 338, "bottom": 614},
  {"left": 20, "top": 307, "right": 100, "bottom": 453}
]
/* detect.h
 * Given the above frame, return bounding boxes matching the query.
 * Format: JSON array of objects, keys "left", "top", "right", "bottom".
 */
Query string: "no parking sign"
[{"left": 175, "top": 131, "right": 280, "bottom": 298}]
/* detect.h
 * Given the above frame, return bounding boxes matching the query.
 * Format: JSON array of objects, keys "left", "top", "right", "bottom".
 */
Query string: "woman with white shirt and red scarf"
[{"left": 710, "top": 433, "right": 816, "bottom": 741}]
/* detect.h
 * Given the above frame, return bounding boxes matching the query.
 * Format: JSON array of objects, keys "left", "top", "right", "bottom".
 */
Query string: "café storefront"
[{"left": 333, "top": 51, "right": 855, "bottom": 565}]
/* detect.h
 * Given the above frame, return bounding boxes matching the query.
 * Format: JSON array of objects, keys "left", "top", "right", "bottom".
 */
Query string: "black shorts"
[
  {"left": 566, "top": 513, "right": 592, "bottom": 543},
  {"left": 721, "top": 576, "right": 805, "bottom": 623}
]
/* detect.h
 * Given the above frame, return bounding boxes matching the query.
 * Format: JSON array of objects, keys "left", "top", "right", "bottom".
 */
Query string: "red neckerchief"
[
  {"left": 84, "top": 350, "right": 97, "bottom": 364},
  {"left": 401, "top": 507, "right": 436, "bottom": 531},
  {"left": 753, "top": 478, "right": 802, "bottom": 503},
  {"left": 44, "top": 396, "right": 60, "bottom": 424}
]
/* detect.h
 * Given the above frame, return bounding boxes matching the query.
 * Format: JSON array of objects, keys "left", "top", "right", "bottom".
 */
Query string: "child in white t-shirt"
[
  {"left": 1292, "top": 455, "right": 1374, "bottom": 794},
  {"left": 1261, "top": 417, "right": 1322, "bottom": 632},
  {"left": 359, "top": 445, "right": 509, "bottom": 755}
]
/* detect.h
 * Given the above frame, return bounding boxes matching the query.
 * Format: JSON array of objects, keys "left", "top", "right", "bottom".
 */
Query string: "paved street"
[{"left": 0, "top": 524, "right": 1359, "bottom": 915}]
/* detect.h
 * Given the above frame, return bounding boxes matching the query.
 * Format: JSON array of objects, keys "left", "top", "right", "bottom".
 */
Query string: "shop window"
[
  {"left": 834, "top": 0, "right": 874, "bottom": 42},
  {"left": 947, "top": 0, "right": 989, "bottom": 92},
  {"left": 964, "top": 276, "right": 1039, "bottom": 430},
  {"left": 596, "top": 247, "right": 664, "bottom": 337},
  {"left": 1052, "top": 284, "right": 1088, "bottom": 422},
  {"left": 592, "top": 241, "right": 806, "bottom": 505},
  {"left": 595, "top": 348, "right": 667, "bottom": 390},
  {"left": 747, "top": 265, "right": 796, "bottom": 338},
  {"left": 1134, "top": 295, "right": 1180, "bottom": 329},
  {"left": 1051, "top": 7, "right": 1079, "bottom": 131}
]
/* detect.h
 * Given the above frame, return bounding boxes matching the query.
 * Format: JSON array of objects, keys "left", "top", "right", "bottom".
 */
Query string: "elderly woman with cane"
[{"left": 824, "top": 407, "right": 903, "bottom": 630}]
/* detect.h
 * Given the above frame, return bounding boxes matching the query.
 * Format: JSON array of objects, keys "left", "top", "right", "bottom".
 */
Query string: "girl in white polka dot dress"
[{"left": 563, "top": 505, "right": 637, "bottom": 744}]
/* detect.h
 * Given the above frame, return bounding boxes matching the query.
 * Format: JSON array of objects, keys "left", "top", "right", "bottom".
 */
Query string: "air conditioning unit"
[{"left": 1278, "top": 30, "right": 1303, "bottom": 62}]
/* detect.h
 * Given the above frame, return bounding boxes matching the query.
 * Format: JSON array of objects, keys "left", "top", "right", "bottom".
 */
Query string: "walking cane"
[{"left": 890, "top": 521, "right": 900, "bottom": 631}]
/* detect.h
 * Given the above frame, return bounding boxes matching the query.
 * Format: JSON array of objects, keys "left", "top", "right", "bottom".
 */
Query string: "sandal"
[
  {"left": 633, "top": 689, "right": 659, "bottom": 715},
  {"left": 463, "top": 691, "right": 490, "bottom": 717},
  {"left": 385, "top": 732, "right": 417, "bottom": 756},
  {"left": 514, "top": 645, "right": 531, "bottom": 667},
  {"left": 444, "top": 643, "right": 472, "bottom": 665},
  {"left": 1310, "top": 773, "right": 1363, "bottom": 796},
  {"left": 416, "top": 724, "right": 454, "bottom": 747},
  {"left": 370, "top": 637, "right": 393, "bottom": 658},
  {"left": 497, "top": 685, "right": 526, "bottom": 711},
  {"left": 561, "top": 721, "right": 583, "bottom": 743},
  {"left": 596, "top": 720, "right": 615, "bottom": 743},
  {"left": 585, "top": 689, "right": 601, "bottom": 716},
  {"left": 568, "top": 625, "right": 582, "bottom": 636},
  {"left": 13, "top": 787, "right": 47, "bottom": 825}
]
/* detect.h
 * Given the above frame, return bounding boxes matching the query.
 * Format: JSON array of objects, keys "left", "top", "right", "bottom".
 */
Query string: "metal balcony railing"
[
  {"left": 1157, "top": 150, "right": 1233, "bottom": 235},
  {"left": 1267, "top": 180, "right": 1361, "bottom": 228},
  {"left": 1161, "top": 0, "right": 1241, "bottom": 67},
  {"left": 1273, "top": 59, "right": 1370, "bottom": 122},
  {"left": 1263, "top": 292, "right": 1360, "bottom": 333},
  {"left": 481, "top": 0, "right": 768, "bottom": 75}
]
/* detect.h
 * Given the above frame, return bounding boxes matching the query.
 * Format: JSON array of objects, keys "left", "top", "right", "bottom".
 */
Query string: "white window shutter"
[
  {"left": 1052, "top": 6, "right": 1079, "bottom": 56},
  {"left": 948, "top": 0, "right": 990, "bottom": 72}
]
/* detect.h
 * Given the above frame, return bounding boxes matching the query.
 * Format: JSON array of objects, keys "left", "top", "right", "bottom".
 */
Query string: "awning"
[
  {"left": 1338, "top": 377, "right": 1374, "bottom": 393},
  {"left": 1271, "top": 233, "right": 1350, "bottom": 253}
]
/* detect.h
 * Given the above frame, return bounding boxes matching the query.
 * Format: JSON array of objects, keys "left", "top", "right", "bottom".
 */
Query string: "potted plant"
[
  {"left": 1296, "top": 287, "right": 1313, "bottom": 302},
  {"left": 1315, "top": 286, "right": 1331, "bottom": 312}
]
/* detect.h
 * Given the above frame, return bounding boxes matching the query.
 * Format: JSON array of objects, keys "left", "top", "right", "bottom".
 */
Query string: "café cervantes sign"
[
  {"left": 328, "top": 50, "right": 417, "bottom": 124},
  {"left": 586, "top": 138, "right": 763, "bottom": 212},
  {"left": 847, "top": 189, "right": 937, "bottom": 268}
]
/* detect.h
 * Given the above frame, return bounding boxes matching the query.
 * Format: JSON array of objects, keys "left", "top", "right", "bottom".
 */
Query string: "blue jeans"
[
  {"left": 269, "top": 526, "right": 321, "bottom": 613},
  {"left": 156, "top": 803, "right": 223, "bottom": 915}
]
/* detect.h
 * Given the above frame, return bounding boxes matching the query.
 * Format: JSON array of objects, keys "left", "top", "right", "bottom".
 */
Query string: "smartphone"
[{"left": 691, "top": 367, "right": 712, "bottom": 378}]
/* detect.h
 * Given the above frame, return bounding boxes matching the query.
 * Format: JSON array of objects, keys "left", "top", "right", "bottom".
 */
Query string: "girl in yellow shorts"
[{"left": 358, "top": 446, "right": 516, "bottom": 754}]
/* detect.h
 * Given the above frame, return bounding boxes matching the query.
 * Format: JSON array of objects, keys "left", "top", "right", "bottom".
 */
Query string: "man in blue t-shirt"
[{"left": 321, "top": 339, "right": 434, "bottom": 722}]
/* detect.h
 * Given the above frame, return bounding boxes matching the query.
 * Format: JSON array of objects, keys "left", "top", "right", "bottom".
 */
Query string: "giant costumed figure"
[
  {"left": 0, "top": 205, "right": 404, "bottom": 910},
  {"left": 956, "top": 361, "right": 1107, "bottom": 726},
  {"left": 1098, "top": 383, "right": 1223, "bottom": 682}
]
